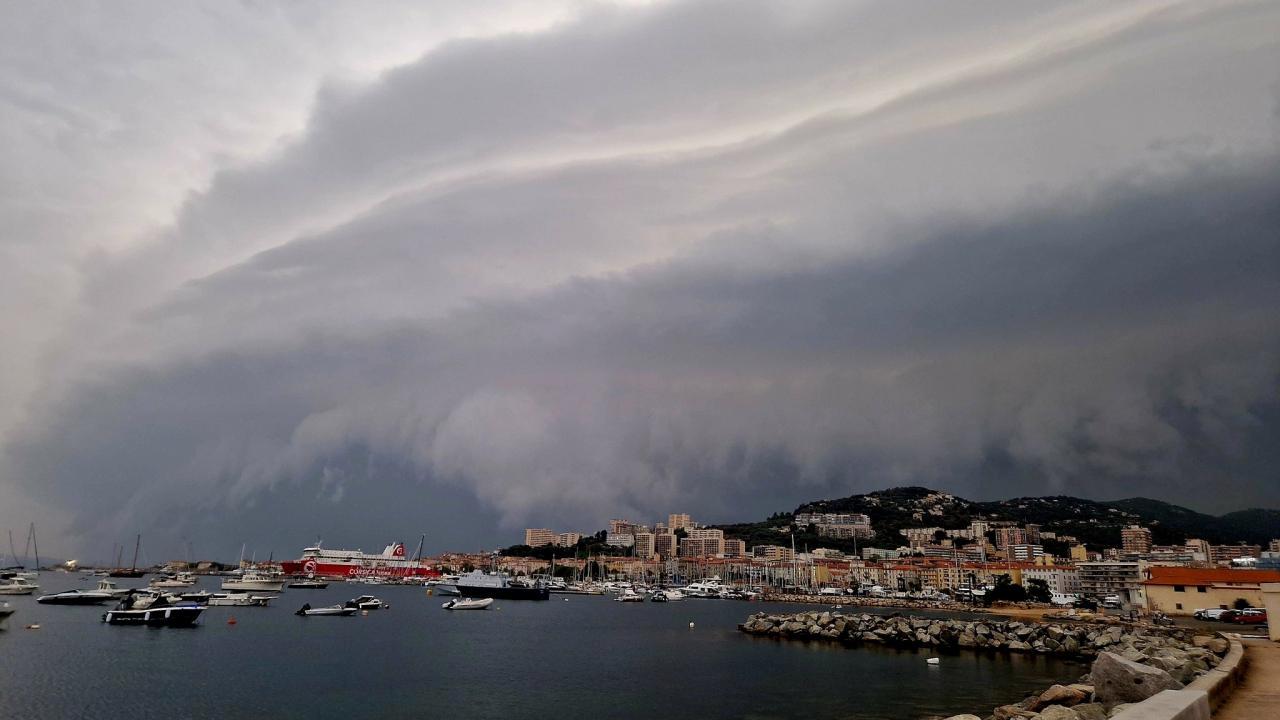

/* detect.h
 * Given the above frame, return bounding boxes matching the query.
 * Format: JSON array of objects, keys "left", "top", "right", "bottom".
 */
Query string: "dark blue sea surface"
[{"left": 0, "top": 575, "right": 1084, "bottom": 719}]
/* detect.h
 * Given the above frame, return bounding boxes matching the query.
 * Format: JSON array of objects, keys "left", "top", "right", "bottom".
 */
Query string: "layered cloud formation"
[{"left": 2, "top": 1, "right": 1278, "bottom": 557}]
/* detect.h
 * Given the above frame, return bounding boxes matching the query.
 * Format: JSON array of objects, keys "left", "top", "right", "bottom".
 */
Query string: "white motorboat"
[
  {"left": 150, "top": 572, "right": 197, "bottom": 588},
  {"left": 442, "top": 597, "right": 493, "bottom": 610},
  {"left": 287, "top": 578, "right": 329, "bottom": 589},
  {"left": 0, "top": 576, "right": 39, "bottom": 595},
  {"left": 208, "top": 592, "right": 275, "bottom": 607},
  {"left": 95, "top": 578, "right": 133, "bottom": 598},
  {"left": 36, "top": 588, "right": 114, "bottom": 605},
  {"left": 221, "top": 571, "right": 285, "bottom": 593},
  {"left": 346, "top": 595, "right": 385, "bottom": 610},
  {"left": 102, "top": 593, "right": 204, "bottom": 627},
  {"left": 653, "top": 589, "right": 685, "bottom": 601},
  {"left": 295, "top": 603, "right": 357, "bottom": 616},
  {"left": 615, "top": 588, "right": 645, "bottom": 602},
  {"left": 179, "top": 590, "right": 213, "bottom": 602}
]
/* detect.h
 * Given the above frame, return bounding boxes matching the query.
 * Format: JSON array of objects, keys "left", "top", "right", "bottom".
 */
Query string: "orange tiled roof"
[{"left": 1143, "top": 566, "right": 1280, "bottom": 586}]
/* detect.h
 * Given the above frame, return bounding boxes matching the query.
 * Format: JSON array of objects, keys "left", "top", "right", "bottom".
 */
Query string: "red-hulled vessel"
[{"left": 280, "top": 541, "right": 441, "bottom": 580}]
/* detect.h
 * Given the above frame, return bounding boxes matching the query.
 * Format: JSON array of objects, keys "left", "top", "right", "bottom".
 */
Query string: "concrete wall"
[
  {"left": 1146, "top": 585, "right": 1263, "bottom": 615},
  {"left": 1261, "top": 583, "right": 1280, "bottom": 642},
  {"left": 1110, "top": 690, "right": 1209, "bottom": 720}
]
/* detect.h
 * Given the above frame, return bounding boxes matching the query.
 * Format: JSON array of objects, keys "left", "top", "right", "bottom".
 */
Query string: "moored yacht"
[
  {"left": 447, "top": 569, "right": 550, "bottom": 601},
  {"left": 37, "top": 588, "right": 114, "bottom": 605},
  {"left": 102, "top": 592, "right": 204, "bottom": 627},
  {"left": 222, "top": 571, "right": 285, "bottom": 593},
  {"left": 0, "top": 576, "right": 39, "bottom": 595},
  {"left": 150, "top": 572, "right": 197, "bottom": 588}
]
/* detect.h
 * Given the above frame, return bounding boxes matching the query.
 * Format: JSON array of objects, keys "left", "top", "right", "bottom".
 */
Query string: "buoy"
[
  {"left": 689, "top": 622, "right": 695, "bottom": 629},
  {"left": 227, "top": 617, "right": 237, "bottom": 625}
]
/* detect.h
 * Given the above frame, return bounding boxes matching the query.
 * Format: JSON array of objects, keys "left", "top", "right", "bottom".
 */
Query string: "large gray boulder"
[{"left": 1090, "top": 651, "right": 1183, "bottom": 706}]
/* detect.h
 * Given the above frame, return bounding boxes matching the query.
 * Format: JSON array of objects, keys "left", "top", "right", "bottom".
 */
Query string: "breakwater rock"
[{"left": 739, "top": 611, "right": 1215, "bottom": 669}]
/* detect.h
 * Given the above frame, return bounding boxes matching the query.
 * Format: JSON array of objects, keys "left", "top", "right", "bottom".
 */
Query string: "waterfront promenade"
[{"left": 1214, "top": 637, "right": 1280, "bottom": 720}]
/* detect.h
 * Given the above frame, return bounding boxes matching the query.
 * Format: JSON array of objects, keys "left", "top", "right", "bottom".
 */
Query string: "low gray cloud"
[{"left": 2, "top": 0, "right": 1279, "bottom": 557}]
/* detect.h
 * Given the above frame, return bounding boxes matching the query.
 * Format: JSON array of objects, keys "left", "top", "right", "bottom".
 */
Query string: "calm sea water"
[{"left": 0, "top": 575, "right": 1083, "bottom": 719}]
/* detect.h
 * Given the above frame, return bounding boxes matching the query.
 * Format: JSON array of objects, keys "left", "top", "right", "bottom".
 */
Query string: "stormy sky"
[{"left": 2, "top": 1, "right": 1278, "bottom": 562}]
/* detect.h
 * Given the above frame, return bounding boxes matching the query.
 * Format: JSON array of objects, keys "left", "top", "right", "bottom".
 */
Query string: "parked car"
[
  {"left": 1193, "top": 608, "right": 1230, "bottom": 621},
  {"left": 1231, "top": 608, "right": 1268, "bottom": 625}
]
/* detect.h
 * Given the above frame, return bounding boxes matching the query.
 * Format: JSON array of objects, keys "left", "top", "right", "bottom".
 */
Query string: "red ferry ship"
[{"left": 280, "top": 541, "right": 441, "bottom": 580}]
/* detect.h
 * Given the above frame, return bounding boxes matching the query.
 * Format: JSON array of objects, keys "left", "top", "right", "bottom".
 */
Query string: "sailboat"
[{"left": 109, "top": 535, "right": 146, "bottom": 578}]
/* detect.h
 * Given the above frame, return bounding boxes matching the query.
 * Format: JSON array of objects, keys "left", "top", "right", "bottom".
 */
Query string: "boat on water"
[
  {"left": 346, "top": 595, "right": 385, "bottom": 610},
  {"left": 208, "top": 592, "right": 275, "bottom": 607},
  {"left": 287, "top": 578, "right": 329, "bottom": 589},
  {"left": 150, "top": 572, "right": 197, "bottom": 588},
  {"left": 442, "top": 597, "right": 493, "bottom": 610},
  {"left": 649, "top": 591, "right": 668, "bottom": 603},
  {"left": 615, "top": 588, "right": 645, "bottom": 602},
  {"left": 0, "top": 600, "right": 14, "bottom": 629},
  {"left": 652, "top": 589, "right": 685, "bottom": 601},
  {"left": 221, "top": 571, "right": 285, "bottom": 593},
  {"left": 281, "top": 538, "right": 441, "bottom": 582},
  {"left": 94, "top": 578, "right": 133, "bottom": 598},
  {"left": 108, "top": 534, "right": 147, "bottom": 578},
  {"left": 179, "top": 590, "right": 213, "bottom": 602},
  {"left": 102, "top": 593, "right": 204, "bottom": 627},
  {"left": 37, "top": 588, "right": 114, "bottom": 605},
  {"left": 0, "top": 576, "right": 39, "bottom": 595},
  {"left": 446, "top": 569, "right": 550, "bottom": 601},
  {"left": 295, "top": 603, "right": 357, "bottom": 616}
]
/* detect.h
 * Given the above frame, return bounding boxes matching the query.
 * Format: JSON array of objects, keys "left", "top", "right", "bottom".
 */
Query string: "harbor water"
[{"left": 0, "top": 577, "right": 1084, "bottom": 719}]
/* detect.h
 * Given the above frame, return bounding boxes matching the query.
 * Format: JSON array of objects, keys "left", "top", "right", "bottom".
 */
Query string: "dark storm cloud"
[{"left": 9, "top": 154, "right": 1278, "bottom": 555}]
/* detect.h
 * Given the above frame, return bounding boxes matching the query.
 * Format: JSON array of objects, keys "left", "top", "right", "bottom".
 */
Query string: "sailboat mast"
[
  {"left": 29, "top": 523, "right": 39, "bottom": 569},
  {"left": 131, "top": 534, "right": 141, "bottom": 571}
]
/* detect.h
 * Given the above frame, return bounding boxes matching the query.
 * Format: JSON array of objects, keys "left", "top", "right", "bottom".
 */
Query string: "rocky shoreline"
[{"left": 739, "top": 611, "right": 1229, "bottom": 719}]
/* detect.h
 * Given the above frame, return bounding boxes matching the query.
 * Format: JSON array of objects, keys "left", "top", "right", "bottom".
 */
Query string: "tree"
[
  {"left": 1025, "top": 578, "right": 1052, "bottom": 603},
  {"left": 1234, "top": 597, "right": 1251, "bottom": 610},
  {"left": 987, "top": 574, "right": 1028, "bottom": 602}
]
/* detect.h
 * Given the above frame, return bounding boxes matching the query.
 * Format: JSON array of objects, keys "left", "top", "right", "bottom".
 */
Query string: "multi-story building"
[
  {"left": 1006, "top": 544, "right": 1044, "bottom": 562},
  {"left": 900, "top": 527, "right": 943, "bottom": 549},
  {"left": 795, "top": 512, "right": 874, "bottom": 539},
  {"left": 1078, "top": 561, "right": 1146, "bottom": 607},
  {"left": 1121, "top": 525, "right": 1153, "bottom": 555},
  {"left": 654, "top": 533, "right": 678, "bottom": 559},
  {"left": 667, "top": 513, "right": 694, "bottom": 531},
  {"left": 1210, "top": 544, "right": 1262, "bottom": 564},
  {"left": 1069, "top": 544, "right": 1090, "bottom": 563},
  {"left": 1023, "top": 566, "right": 1081, "bottom": 596},
  {"left": 524, "top": 528, "right": 556, "bottom": 547},
  {"left": 993, "top": 527, "right": 1028, "bottom": 549},
  {"left": 633, "top": 532, "right": 655, "bottom": 559},
  {"left": 679, "top": 528, "right": 724, "bottom": 558},
  {"left": 723, "top": 539, "right": 747, "bottom": 559},
  {"left": 604, "top": 532, "right": 635, "bottom": 548},
  {"left": 861, "top": 547, "right": 898, "bottom": 561},
  {"left": 1184, "top": 538, "right": 1211, "bottom": 561},
  {"left": 1144, "top": 567, "right": 1280, "bottom": 615},
  {"left": 555, "top": 532, "right": 582, "bottom": 548},
  {"left": 753, "top": 544, "right": 795, "bottom": 562},
  {"left": 609, "top": 519, "right": 639, "bottom": 535}
]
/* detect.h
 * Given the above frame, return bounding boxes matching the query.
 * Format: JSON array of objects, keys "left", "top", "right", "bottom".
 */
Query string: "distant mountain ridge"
[{"left": 716, "top": 486, "right": 1280, "bottom": 552}]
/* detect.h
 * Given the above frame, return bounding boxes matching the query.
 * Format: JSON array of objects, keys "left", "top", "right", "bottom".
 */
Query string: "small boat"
[
  {"left": 207, "top": 592, "right": 275, "bottom": 607},
  {"left": 221, "top": 571, "right": 285, "bottom": 593},
  {"left": 346, "top": 595, "right": 385, "bottom": 610},
  {"left": 36, "top": 589, "right": 114, "bottom": 605},
  {"left": 442, "top": 597, "right": 493, "bottom": 610},
  {"left": 649, "top": 591, "right": 668, "bottom": 603},
  {"left": 295, "top": 603, "right": 357, "bottom": 616},
  {"left": 95, "top": 578, "right": 133, "bottom": 598},
  {"left": 179, "top": 590, "right": 213, "bottom": 602},
  {"left": 150, "top": 572, "right": 197, "bottom": 588},
  {"left": 615, "top": 589, "right": 645, "bottom": 602},
  {"left": 287, "top": 579, "right": 329, "bottom": 589},
  {"left": 652, "top": 589, "right": 685, "bottom": 602},
  {"left": 102, "top": 592, "right": 204, "bottom": 627},
  {"left": 926, "top": 657, "right": 940, "bottom": 665},
  {"left": 0, "top": 576, "right": 39, "bottom": 595},
  {"left": 0, "top": 600, "right": 14, "bottom": 629}
]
